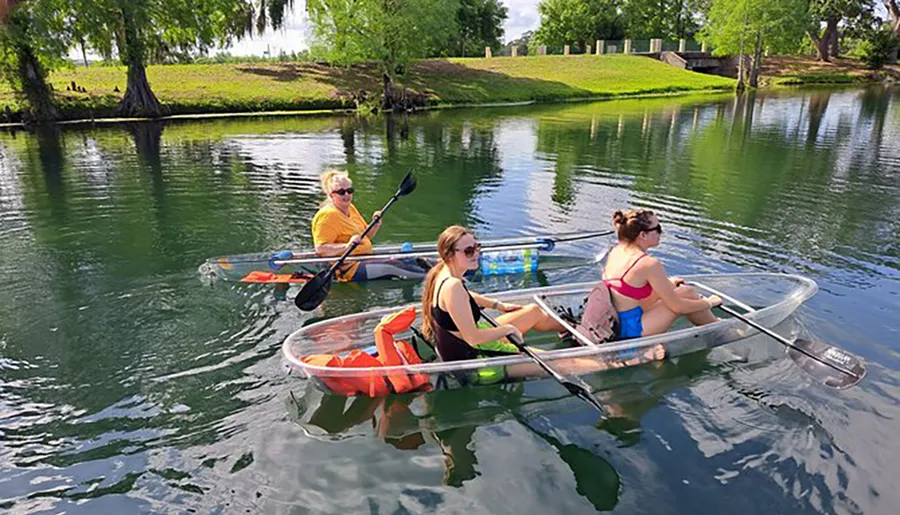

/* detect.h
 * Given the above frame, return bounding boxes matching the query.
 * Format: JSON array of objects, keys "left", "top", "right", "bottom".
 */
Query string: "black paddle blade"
[
  {"left": 787, "top": 338, "right": 866, "bottom": 389},
  {"left": 562, "top": 380, "right": 606, "bottom": 415},
  {"left": 397, "top": 171, "right": 417, "bottom": 196},
  {"left": 294, "top": 271, "right": 333, "bottom": 311}
]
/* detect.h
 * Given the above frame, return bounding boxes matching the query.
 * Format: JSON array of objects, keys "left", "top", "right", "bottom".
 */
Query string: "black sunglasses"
[
  {"left": 457, "top": 242, "right": 482, "bottom": 258},
  {"left": 331, "top": 187, "right": 355, "bottom": 196},
  {"left": 645, "top": 225, "right": 662, "bottom": 234}
]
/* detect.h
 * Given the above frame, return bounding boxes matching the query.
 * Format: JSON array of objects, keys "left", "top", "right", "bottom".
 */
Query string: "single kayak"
[
  {"left": 198, "top": 230, "right": 612, "bottom": 283},
  {"left": 282, "top": 273, "right": 819, "bottom": 396}
]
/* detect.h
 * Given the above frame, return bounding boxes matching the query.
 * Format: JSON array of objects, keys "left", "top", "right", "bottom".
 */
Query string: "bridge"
[{"left": 654, "top": 51, "right": 731, "bottom": 75}]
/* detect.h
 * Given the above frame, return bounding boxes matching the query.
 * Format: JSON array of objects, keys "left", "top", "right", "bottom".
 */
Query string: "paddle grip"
[{"left": 325, "top": 193, "right": 400, "bottom": 276}]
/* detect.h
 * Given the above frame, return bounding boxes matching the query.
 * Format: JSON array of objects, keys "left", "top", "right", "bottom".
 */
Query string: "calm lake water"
[{"left": 1, "top": 88, "right": 898, "bottom": 514}]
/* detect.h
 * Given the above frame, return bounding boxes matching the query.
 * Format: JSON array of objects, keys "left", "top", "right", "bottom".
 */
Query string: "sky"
[{"left": 226, "top": 0, "right": 540, "bottom": 56}]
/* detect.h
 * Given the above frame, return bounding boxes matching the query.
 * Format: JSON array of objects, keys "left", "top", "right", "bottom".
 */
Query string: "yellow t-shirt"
[{"left": 311, "top": 203, "right": 373, "bottom": 281}]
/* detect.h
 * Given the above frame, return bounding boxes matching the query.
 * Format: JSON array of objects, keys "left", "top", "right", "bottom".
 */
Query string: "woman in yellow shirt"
[{"left": 312, "top": 170, "right": 429, "bottom": 282}]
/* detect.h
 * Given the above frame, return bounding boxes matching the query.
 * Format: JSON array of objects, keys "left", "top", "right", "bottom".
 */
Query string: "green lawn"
[{"left": 0, "top": 55, "right": 735, "bottom": 122}]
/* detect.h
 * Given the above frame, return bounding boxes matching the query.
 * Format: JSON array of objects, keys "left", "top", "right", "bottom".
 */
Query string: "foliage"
[
  {"left": 852, "top": 26, "right": 899, "bottom": 69},
  {"left": 534, "top": 0, "right": 625, "bottom": 53},
  {"left": 305, "top": 0, "right": 459, "bottom": 107},
  {"left": 0, "top": 0, "right": 70, "bottom": 120},
  {"left": 621, "top": 0, "right": 704, "bottom": 39},
  {"left": 805, "top": 0, "right": 874, "bottom": 61},
  {"left": 504, "top": 30, "right": 533, "bottom": 56},
  {"left": 70, "top": 0, "right": 254, "bottom": 65},
  {"left": 0, "top": 0, "right": 68, "bottom": 87},
  {"left": 700, "top": 0, "right": 807, "bottom": 57},
  {"left": 432, "top": 0, "right": 507, "bottom": 57},
  {"left": 193, "top": 50, "right": 312, "bottom": 64}
]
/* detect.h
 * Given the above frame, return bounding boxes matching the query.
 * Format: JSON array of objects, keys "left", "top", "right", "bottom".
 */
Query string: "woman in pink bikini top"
[{"left": 602, "top": 209, "right": 722, "bottom": 339}]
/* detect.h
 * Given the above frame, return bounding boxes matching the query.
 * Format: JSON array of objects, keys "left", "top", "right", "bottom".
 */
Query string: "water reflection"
[
  {"left": 291, "top": 343, "right": 765, "bottom": 512},
  {"left": 0, "top": 88, "right": 898, "bottom": 513}
]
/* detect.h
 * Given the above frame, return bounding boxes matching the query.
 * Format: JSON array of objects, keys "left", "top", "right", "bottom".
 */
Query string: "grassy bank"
[
  {"left": 760, "top": 56, "right": 900, "bottom": 86},
  {"left": 0, "top": 55, "right": 734, "bottom": 123}
]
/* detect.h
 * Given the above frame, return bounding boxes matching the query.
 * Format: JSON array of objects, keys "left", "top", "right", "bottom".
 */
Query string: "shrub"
[{"left": 854, "top": 28, "right": 898, "bottom": 70}]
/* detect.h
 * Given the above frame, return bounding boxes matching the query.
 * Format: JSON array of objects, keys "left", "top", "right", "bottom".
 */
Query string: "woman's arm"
[
  {"left": 469, "top": 291, "right": 520, "bottom": 312},
  {"left": 644, "top": 259, "right": 717, "bottom": 314},
  {"left": 367, "top": 209, "right": 383, "bottom": 239},
  {"left": 313, "top": 209, "right": 369, "bottom": 256},
  {"left": 444, "top": 280, "right": 517, "bottom": 345},
  {"left": 314, "top": 242, "right": 351, "bottom": 256}
]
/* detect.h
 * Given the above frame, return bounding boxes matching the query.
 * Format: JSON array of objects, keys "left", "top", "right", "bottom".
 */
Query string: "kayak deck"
[{"left": 282, "top": 273, "right": 818, "bottom": 393}]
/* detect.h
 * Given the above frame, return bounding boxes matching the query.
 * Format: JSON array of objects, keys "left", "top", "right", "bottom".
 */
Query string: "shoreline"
[
  {"left": 0, "top": 88, "right": 737, "bottom": 130},
  {"left": 0, "top": 55, "right": 734, "bottom": 129},
  {"left": 1, "top": 54, "right": 895, "bottom": 130}
]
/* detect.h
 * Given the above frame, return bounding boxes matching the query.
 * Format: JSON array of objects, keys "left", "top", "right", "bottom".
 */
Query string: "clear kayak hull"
[
  {"left": 198, "top": 230, "right": 609, "bottom": 283},
  {"left": 282, "top": 273, "right": 818, "bottom": 393}
]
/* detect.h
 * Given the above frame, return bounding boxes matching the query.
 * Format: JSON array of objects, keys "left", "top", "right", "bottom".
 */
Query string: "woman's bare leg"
[
  {"left": 504, "top": 344, "right": 665, "bottom": 379},
  {"left": 675, "top": 285, "right": 718, "bottom": 325},
  {"left": 495, "top": 304, "right": 563, "bottom": 333},
  {"left": 642, "top": 286, "right": 717, "bottom": 335}
]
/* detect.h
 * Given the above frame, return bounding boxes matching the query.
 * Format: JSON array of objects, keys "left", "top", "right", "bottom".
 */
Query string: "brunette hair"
[
  {"left": 613, "top": 209, "right": 657, "bottom": 242},
  {"left": 420, "top": 225, "right": 473, "bottom": 341}
]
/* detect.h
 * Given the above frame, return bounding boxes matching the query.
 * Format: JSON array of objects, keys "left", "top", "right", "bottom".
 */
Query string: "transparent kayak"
[
  {"left": 282, "top": 273, "right": 818, "bottom": 394},
  {"left": 198, "top": 230, "right": 610, "bottom": 283}
]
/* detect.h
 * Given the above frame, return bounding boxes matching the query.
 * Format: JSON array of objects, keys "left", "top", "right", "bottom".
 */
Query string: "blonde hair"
[
  {"left": 420, "top": 225, "right": 473, "bottom": 341},
  {"left": 320, "top": 170, "right": 351, "bottom": 195},
  {"left": 320, "top": 170, "right": 352, "bottom": 207}
]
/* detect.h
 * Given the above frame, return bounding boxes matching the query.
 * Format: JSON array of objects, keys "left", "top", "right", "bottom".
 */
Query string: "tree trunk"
[
  {"left": 382, "top": 72, "right": 394, "bottom": 112},
  {"left": 808, "top": 17, "right": 838, "bottom": 62},
  {"left": 1, "top": 0, "right": 20, "bottom": 23},
  {"left": 118, "top": 59, "right": 162, "bottom": 117},
  {"left": 80, "top": 38, "right": 89, "bottom": 67},
  {"left": 14, "top": 35, "right": 58, "bottom": 122},
  {"left": 886, "top": 1, "right": 900, "bottom": 63},
  {"left": 829, "top": 27, "right": 840, "bottom": 59},
  {"left": 116, "top": 6, "right": 162, "bottom": 118},
  {"left": 749, "top": 31, "right": 763, "bottom": 88},
  {"left": 736, "top": 29, "right": 746, "bottom": 92}
]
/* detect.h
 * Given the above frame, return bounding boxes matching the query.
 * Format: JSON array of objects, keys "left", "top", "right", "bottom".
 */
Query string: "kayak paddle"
[
  {"left": 480, "top": 310, "right": 607, "bottom": 416},
  {"left": 716, "top": 304, "right": 866, "bottom": 389},
  {"left": 294, "top": 171, "right": 417, "bottom": 311}
]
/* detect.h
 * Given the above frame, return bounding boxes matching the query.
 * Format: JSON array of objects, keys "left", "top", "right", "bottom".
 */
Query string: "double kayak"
[
  {"left": 198, "top": 230, "right": 611, "bottom": 284},
  {"left": 282, "top": 273, "right": 819, "bottom": 395}
]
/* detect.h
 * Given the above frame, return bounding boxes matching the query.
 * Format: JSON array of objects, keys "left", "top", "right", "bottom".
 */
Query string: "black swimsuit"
[{"left": 431, "top": 278, "right": 483, "bottom": 362}]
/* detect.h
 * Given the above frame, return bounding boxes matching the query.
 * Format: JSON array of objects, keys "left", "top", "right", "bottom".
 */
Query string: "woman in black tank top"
[
  {"left": 420, "top": 227, "right": 564, "bottom": 365},
  {"left": 420, "top": 226, "right": 667, "bottom": 380}
]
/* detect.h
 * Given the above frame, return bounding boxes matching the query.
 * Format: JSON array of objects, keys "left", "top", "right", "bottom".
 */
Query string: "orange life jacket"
[{"left": 301, "top": 306, "right": 431, "bottom": 397}]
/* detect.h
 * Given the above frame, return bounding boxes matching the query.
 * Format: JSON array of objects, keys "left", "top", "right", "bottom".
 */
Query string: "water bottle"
[{"left": 479, "top": 249, "right": 540, "bottom": 276}]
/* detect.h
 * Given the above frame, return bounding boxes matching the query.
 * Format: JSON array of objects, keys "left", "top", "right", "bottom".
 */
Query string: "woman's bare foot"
[{"left": 621, "top": 343, "right": 666, "bottom": 367}]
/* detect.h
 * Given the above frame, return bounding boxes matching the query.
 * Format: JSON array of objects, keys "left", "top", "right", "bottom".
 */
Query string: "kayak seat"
[
  {"left": 547, "top": 294, "right": 620, "bottom": 345},
  {"left": 409, "top": 326, "right": 440, "bottom": 363}
]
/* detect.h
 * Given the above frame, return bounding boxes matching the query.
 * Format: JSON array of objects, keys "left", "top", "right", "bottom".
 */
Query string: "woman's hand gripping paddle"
[{"left": 295, "top": 172, "right": 417, "bottom": 311}]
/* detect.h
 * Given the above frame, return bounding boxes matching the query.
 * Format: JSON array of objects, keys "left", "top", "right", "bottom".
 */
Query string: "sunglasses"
[
  {"left": 645, "top": 225, "right": 663, "bottom": 234},
  {"left": 457, "top": 242, "right": 482, "bottom": 258},
  {"left": 331, "top": 187, "right": 355, "bottom": 196}
]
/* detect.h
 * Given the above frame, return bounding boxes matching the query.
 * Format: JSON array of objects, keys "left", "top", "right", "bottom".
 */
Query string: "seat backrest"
[{"left": 575, "top": 282, "right": 620, "bottom": 344}]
